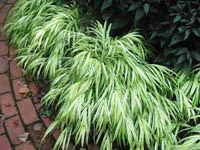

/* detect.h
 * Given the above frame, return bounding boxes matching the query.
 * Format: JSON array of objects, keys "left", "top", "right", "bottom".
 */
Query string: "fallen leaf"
[
  {"left": 33, "top": 123, "right": 42, "bottom": 131},
  {"left": 18, "top": 132, "right": 29, "bottom": 142},
  {"left": 19, "top": 87, "right": 30, "bottom": 96}
]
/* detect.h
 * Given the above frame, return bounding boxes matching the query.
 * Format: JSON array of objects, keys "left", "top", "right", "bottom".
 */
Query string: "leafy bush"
[
  {"left": 152, "top": 1, "right": 200, "bottom": 70},
  {"left": 64, "top": 0, "right": 163, "bottom": 32}
]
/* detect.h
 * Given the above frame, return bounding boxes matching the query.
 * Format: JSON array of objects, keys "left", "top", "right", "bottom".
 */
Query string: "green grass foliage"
[
  {"left": 5, "top": 0, "right": 80, "bottom": 79},
  {"left": 4, "top": 0, "right": 200, "bottom": 150}
]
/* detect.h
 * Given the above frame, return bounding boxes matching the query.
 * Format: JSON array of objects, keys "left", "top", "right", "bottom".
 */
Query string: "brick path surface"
[
  {"left": 0, "top": 1, "right": 56, "bottom": 149},
  {"left": 0, "top": 1, "right": 100, "bottom": 150}
]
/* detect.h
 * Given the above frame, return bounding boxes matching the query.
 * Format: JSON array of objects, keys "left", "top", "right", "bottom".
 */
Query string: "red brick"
[
  {"left": 33, "top": 96, "right": 40, "bottom": 103},
  {"left": 10, "top": 60, "right": 23, "bottom": 79},
  {"left": 0, "top": 125, "right": 4, "bottom": 134},
  {"left": 0, "top": 13, "right": 6, "bottom": 24},
  {"left": 0, "top": 135, "right": 11, "bottom": 150},
  {"left": 7, "top": 0, "right": 17, "bottom": 4},
  {"left": 12, "top": 78, "right": 26, "bottom": 100},
  {"left": 0, "top": 93, "right": 17, "bottom": 118},
  {"left": 0, "top": 31, "right": 7, "bottom": 41},
  {"left": 29, "top": 82, "right": 40, "bottom": 103},
  {"left": 34, "top": 103, "right": 40, "bottom": 112},
  {"left": 0, "top": 41, "right": 8, "bottom": 56},
  {"left": 29, "top": 82, "right": 38, "bottom": 95},
  {"left": 0, "top": 74, "right": 10, "bottom": 94},
  {"left": 27, "top": 125, "right": 54, "bottom": 150},
  {"left": 0, "top": 3, "right": 4, "bottom": 9},
  {"left": 17, "top": 98, "right": 39, "bottom": 125},
  {"left": 5, "top": 115, "right": 25, "bottom": 145},
  {"left": 0, "top": 31, "right": 8, "bottom": 41},
  {"left": 1, "top": 4, "right": 12, "bottom": 14},
  {"left": 53, "top": 129, "right": 60, "bottom": 140},
  {"left": 9, "top": 46, "right": 17, "bottom": 59},
  {"left": 15, "top": 141, "right": 35, "bottom": 150},
  {"left": 0, "top": 56, "right": 8, "bottom": 73},
  {"left": 41, "top": 115, "right": 52, "bottom": 128}
]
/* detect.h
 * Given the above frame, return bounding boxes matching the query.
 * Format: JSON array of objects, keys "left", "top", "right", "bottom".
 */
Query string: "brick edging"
[{"left": 0, "top": 1, "right": 56, "bottom": 149}]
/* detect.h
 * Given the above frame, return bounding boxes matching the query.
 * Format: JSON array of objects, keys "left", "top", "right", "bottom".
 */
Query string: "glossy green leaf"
[
  {"left": 135, "top": 8, "right": 145, "bottom": 21},
  {"left": 101, "top": 0, "right": 113, "bottom": 11},
  {"left": 112, "top": 16, "right": 130, "bottom": 29},
  {"left": 178, "top": 26, "right": 186, "bottom": 33},
  {"left": 176, "top": 55, "right": 186, "bottom": 64},
  {"left": 173, "top": 15, "right": 181, "bottom": 23},
  {"left": 184, "top": 30, "right": 191, "bottom": 40},
  {"left": 143, "top": 3, "right": 150, "bottom": 14},
  {"left": 175, "top": 48, "right": 188, "bottom": 56},
  {"left": 192, "top": 52, "right": 200, "bottom": 62},
  {"left": 128, "top": 3, "right": 139, "bottom": 12},
  {"left": 169, "top": 33, "right": 182, "bottom": 46},
  {"left": 192, "top": 28, "right": 200, "bottom": 37},
  {"left": 102, "top": 9, "right": 114, "bottom": 20}
]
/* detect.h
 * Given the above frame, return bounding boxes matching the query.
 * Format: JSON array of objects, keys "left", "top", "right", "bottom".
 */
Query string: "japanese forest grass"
[
  {"left": 5, "top": 0, "right": 80, "bottom": 79},
  {"left": 41, "top": 22, "right": 198, "bottom": 150},
  {"left": 4, "top": 0, "right": 200, "bottom": 150},
  {"left": 171, "top": 67, "right": 200, "bottom": 150}
]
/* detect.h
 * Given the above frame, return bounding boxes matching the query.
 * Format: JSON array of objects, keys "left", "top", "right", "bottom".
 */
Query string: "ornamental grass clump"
[
  {"left": 17, "top": 8, "right": 80, "bottom": 79},
  {"left": 170, "top": 67, "right": 200, "bottom": 149},
  {"left": 5, "top": 0, "right": 56, "bottom": 47},
  {"left": 5, "top": 0, "right": 81, "bottom": 80},
  {"left": 173, "top": 124, "right": 200, "bottom": 150},
  {"left": 42, "top": 22, "right": 187, "bottom": 150},
  {"left": 5, "top": 1, "right": 199, "bottom": 149},
  {"left": 177, "top": 67, "right": 200, "bottom": 107}
]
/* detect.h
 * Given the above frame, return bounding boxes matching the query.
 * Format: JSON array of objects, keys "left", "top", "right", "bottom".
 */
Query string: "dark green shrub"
[
  {"left": 152, "top": 1, "right": 200, "bottom": 70},
  {"left": 64, "top": 0, "right": 200, "bottom": 71},
  {"left": 63, "top": 0, "right": 165, "bottom": 32}
]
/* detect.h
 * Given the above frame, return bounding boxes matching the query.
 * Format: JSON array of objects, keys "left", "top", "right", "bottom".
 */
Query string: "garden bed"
[{"left": 4, "top": 0, "right": 200, "bottom": 150}]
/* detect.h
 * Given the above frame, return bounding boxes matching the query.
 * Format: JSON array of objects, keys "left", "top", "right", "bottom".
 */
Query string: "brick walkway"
[{"left": 0, "top": 1, "right": 57, "bottom": 150}]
